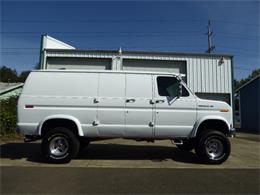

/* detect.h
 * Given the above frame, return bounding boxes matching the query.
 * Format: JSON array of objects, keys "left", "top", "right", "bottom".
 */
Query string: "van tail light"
[{"left": 25, "top": 105, "right": 34, "bottom": 108}]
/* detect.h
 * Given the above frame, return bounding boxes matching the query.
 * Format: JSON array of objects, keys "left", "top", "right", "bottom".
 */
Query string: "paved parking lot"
[{"left": 1, "top": 132, "right": 259, "bottom": 194}]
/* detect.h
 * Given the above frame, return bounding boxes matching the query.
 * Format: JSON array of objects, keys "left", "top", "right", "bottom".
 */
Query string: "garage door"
[
  {"left": 123, "top": 59, "right": 187, "bottom": 75},
  {"left": 47, "top": 57, "right": 112, "bottom": 70}
]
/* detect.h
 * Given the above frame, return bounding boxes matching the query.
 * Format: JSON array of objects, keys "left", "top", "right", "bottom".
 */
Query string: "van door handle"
[
  {"left": 156, "top": 99, "right": 165, "bottom": 103},
  {"left": 92, "top": 120, "right": 99, "bottom": 126},
  {"left": 149, "top": 121, "right": 154, "bottom": 127},
  {"left": 126, "top": 98, "right": 136, "bottom": 103},
  {"left": 93, "top": 98, "right": 99, "bottom": 103}
]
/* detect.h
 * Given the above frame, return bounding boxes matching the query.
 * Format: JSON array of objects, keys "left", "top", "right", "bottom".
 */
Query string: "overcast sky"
[{"left": 1, "top": 0, "right": 259, "bottom": 80}]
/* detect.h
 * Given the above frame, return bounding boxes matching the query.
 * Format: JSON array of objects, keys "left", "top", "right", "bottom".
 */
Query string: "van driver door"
[{"left": 153, "top": 75, "right": 197, "bottom": 138}]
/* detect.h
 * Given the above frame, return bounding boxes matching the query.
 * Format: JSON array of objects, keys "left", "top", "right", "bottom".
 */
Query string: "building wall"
[
  {"left": 43, "top": 50, "right": 233, "bottom": 104},
  {"left": 239, "top": 77, "right": 260, "bottom": 132}
]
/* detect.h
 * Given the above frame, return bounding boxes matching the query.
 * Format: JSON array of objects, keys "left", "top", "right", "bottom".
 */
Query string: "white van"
[{"left": 17, "top": 70, "right": 235, "bottom": 164}]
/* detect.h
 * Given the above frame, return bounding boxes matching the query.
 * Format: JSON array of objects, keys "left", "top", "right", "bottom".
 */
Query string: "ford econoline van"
[{"left": 17, "top": 70, "right": 235, "bottom": 164}]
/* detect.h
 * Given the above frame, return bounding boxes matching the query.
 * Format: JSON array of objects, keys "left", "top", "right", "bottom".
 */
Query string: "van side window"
[{"left": 157, "top": 76, "right": 189, "bottom": 97}]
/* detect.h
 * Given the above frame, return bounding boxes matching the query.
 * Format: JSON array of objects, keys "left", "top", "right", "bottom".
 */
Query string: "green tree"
[
  {"left": 0, "top": 66, "right": 18, "bottom": 82},
  {"left": 234, "top": 68, "right": 260, "bottom": 90},
  {"left": 18, "top": 71, "right": 31, "bottom": 82}
]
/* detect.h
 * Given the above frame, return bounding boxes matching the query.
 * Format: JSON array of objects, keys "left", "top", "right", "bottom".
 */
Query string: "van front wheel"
[
  {"left": 195, "top": 130, "right": 231, "bottom": 164},
  {"left": 42, "top": 127, "right": 80, "bottom": 163}
]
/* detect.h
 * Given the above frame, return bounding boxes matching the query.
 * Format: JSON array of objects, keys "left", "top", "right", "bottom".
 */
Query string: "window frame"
[{"left": 156, "top": 76, "right": 190, "bottom": 97}]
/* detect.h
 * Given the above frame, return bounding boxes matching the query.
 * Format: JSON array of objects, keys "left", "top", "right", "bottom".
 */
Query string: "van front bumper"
[{"left": 228, "top": 128, "right": 236, "bottom": 137}]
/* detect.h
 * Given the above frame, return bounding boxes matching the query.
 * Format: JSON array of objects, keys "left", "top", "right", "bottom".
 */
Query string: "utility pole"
[{"left": 206, "top": 20, "right": 215, "bottom": 53}]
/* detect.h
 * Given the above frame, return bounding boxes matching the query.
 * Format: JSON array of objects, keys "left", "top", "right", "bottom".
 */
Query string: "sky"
[{"left": 0, "top": 0, "right": 259, "bottom": 80}]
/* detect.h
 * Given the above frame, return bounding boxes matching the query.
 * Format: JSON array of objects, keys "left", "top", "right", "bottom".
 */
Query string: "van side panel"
[{"left": 18, "top": 72, "right": 99, "bottom": 136}]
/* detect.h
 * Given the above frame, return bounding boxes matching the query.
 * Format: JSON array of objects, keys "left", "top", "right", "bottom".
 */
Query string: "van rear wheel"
[
  {"left": 195, "top": 130, "right": 230, "bottom": 164},
  {"left": 42, "top": 127, "right": 80, "bottom": 163}
]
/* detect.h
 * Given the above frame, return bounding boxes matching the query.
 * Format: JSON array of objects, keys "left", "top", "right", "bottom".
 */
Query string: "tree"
[
  {"left": 234, "top": 68, "right": 260, "bottom": 90},
  {"left": 0, "top": 66, "right": 18, "bottom": 82},
  {"left": 18, "top": 71, "right": 31, "bottom": 82}
]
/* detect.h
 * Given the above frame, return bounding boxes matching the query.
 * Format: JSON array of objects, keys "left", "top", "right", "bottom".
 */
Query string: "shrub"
[{"left": 0, "top": 96, "right": 19, "bottom": 137}]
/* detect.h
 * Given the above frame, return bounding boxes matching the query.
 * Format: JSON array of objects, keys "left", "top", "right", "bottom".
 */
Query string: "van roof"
[{"left": 32, "top": 69, "right": 186, "bottom": 77}]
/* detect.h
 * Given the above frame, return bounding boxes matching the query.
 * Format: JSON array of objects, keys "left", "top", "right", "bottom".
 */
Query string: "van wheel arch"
[
  {"left": 196, "top": 119, "right": 229, "bottom": 137},
  {"left": 41, "top": 119, "right": 79, "bottom": 138}
]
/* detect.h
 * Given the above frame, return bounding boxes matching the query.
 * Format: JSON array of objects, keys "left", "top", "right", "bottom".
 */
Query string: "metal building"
[
  {"left": 40, "top": 35, "right": 234, "bottom": 105},
  {"left": 236, "top": 76, "right": 260, "bottom": 132}
]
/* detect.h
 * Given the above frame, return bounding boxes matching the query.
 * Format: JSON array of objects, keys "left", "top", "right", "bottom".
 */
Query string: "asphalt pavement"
[
  {"left": 1, "top": 167, "right": 259, "bottom": 194},
  {"left": 1, "top": 132, "right": 260, "bottom": 194}
]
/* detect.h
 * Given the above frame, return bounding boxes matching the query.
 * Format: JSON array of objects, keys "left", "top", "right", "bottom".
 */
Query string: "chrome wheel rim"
[
  {"left": 205, "top": 138, "right": 224, "bottom": 160},
  {"left": 49, "top": 136, "right": 69, "bottom": 157}
]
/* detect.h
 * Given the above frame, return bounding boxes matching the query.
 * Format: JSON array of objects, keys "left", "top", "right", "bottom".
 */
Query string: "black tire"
[
  {"left": 195, "top": 130, "right": 231, "bottom": 164},
  {"left": 176, "top": 140, "right": 194, "bottom": 152},
  {"left": 79, "top": 138, "right": 90, "bottom": 151},
  {"left": 42, "top": 127, "right": 80, "bottom": 163}
]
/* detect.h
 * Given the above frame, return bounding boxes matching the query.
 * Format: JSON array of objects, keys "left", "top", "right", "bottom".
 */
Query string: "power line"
[
  {"left": 1, "top": 47, "right": 39, "bottom": 50},
  {"left": 1, "top": 19, "right": 259, "bottom": 27},
  {"left": 212, "top": 19, "right": 260, "bottom": 27},
  {"left": 0, "top": 30, "right": 202, "bottom": 34},
  {"left": 216, "top": 45, "right": 259, "bottom": 52},
  {"left": 216, "top": 32, "right": 259, "bottom": 39},
  {"left": 0, "top": 19, "right": 203, "bottom": 23},
  {"left": 2, "top": 31, "right": 257, "bottom": 41},
  {"left": 215, "top": 34, "right": 258, "bottom": 41}
]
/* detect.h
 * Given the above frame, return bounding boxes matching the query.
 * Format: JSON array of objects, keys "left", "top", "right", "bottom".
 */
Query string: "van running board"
[{"left": 171, "top": 139, "right": 183, "bottom": 145}]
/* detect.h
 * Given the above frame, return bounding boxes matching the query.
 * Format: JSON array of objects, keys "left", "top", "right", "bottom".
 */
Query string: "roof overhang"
[{"left": 44, "top": 48, "right": 233, "bottom": 59}]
